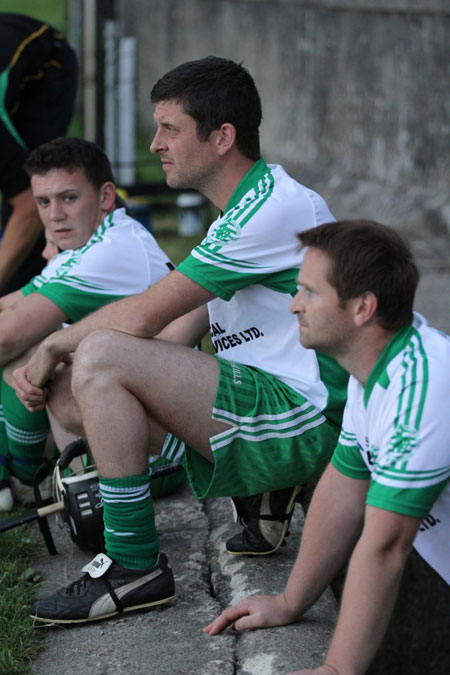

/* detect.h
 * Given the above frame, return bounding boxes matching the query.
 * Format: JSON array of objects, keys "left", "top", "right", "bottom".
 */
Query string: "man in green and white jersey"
[
  {"left": 175, "top": 159, "right": 347, "bottom": 498},
  {"left": 332, "top": 310, "right": 450, "bottom": 584},
  {"left": 207, "top": 220, "right": 450, "bottom": 675},
  {"left": 14, "top": 57, "right": 348, "bottom": 624},
  {"left": 0, "top": 137, "right": 174, "bottom": 511}
]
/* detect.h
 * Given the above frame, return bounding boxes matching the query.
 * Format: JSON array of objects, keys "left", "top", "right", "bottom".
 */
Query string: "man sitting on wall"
[{"left": 205, "top": 220, "right": 450, "bottom": 675}]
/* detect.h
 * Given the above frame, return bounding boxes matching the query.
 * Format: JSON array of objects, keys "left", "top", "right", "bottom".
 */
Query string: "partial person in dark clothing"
[{"left": 0, "top": 12, "right": 78, "bottom": 294}]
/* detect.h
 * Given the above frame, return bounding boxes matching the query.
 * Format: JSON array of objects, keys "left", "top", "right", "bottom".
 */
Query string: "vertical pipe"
[
  {"left": 82, "top": 0, "right": 98, "bottom": 142},
  {"left": 104, "top": 20, "right": 118, "bottom": 167},
  {"left": 117, "top": 36, "right": 136, "bottom": 185}
]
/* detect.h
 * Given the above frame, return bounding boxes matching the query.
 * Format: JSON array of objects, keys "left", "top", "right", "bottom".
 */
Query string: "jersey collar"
[
  {"left": 223, "top": 157, "right": 268, "bottom": 214},
  {"left": 363, "top": 323, "right": 414, "bottom": 407}
]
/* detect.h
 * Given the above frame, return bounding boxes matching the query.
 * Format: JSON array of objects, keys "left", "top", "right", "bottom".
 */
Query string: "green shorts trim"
[{"left": 182, "top": 357, "right": 340, "bottom": 499}]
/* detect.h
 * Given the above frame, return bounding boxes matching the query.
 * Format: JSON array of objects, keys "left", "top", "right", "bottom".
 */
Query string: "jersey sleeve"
[
  {"left": 177, "top": 183, "right": 313, "bottom": 300},
  {"left": 21, "top": 219, "right": 156, "bottom": 323},
  {"left": 21, "top": 280, "right": 35, "bottom": 297},
  {"left": 366, "top": 368, "right": 450, "bottom": 519},
  {"left": 331, "top": 425, "right": 371, "bottom": 480},
  {"left": 32, "top": 284, "right": 124, "bottom": 323},
  {"left": 22, "top": 262, "right": 123, "bottom": 322}
]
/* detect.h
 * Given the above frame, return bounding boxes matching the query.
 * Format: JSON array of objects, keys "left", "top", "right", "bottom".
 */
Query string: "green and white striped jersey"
[
  {"left": 332, "top": 313, "right": 450, "bottom": 583},
  {"left": 21, "top": 208, "right": 172, "bottom": 322},
  {"left": 178, "top": 158, "right": 348, "bottom": 424}
]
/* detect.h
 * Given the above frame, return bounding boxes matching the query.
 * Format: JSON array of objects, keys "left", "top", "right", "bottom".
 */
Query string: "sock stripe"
[
  {"left": 5, "top": 421, "right": 49, "bottom": 444},
  {"left": 99, "top": 482, "right": 150, "bottom": 504}
]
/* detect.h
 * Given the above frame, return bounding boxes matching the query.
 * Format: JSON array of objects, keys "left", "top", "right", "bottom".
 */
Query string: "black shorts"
[{"left": 368, "top": 548, "right": 450, "bottom": 675}]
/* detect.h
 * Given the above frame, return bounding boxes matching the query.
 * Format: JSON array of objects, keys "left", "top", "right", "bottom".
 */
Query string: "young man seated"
[{"left": 0, "top": 137, "right": 182, "bottom": 511}]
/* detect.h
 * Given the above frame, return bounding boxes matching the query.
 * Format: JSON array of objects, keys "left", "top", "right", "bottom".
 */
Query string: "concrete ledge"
[{"left": 31, "top": 483, "right": 337, "bottom": 674}]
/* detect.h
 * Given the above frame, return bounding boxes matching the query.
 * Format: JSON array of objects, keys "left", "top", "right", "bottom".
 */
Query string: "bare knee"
[{"left": 71, "top": 329, "right": 122, "bottom": 400}]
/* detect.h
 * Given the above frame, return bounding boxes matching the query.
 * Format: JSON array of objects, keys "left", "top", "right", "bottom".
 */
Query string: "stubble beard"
[{"left": 166, "top": 160, "right": 213, "bottom": 196}]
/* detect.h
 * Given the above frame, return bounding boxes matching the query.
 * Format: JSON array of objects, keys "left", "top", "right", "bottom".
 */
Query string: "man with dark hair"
[
  {"left": 297, "top": 219, "right": 418, "bottom": 332},
  {"left": 206, "top": 220, "right": 450, "bottom": 675},
  {"left": 150, "top": 55, "right": 262, "bottom": 161},
  {"left": 0, "top": 13, "right": 78, "bottom": 294},
  {"left": 0, "top": 137, "right": 175, "bottom": 511},
  {"left": 24, "top": 136, "right": 115, "bottom": 190},
  {"left": 14, "top": 57, "right": 348, "bottom": 624}
]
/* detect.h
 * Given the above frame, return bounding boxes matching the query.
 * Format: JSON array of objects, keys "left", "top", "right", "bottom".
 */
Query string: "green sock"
[
  {"left": 1, "top": 378, "right": 49, "bottom": 483},
  {"left": 0, "top": 408, "right": 10, "bottom": 485},
  {"left": 0, "top": 367, "right": 10, "bottom": 484},
  {"left": 99, "top": 472, "right": 159, "bottom": 569}
]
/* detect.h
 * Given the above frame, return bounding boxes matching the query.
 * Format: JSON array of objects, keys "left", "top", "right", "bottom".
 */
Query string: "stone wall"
[{"left": 115, "top": 0, "right": 448, "bottom": 197}]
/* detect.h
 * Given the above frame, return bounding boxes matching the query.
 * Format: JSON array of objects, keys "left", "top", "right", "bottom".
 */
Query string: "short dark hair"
[
  {"left": 151, "top": 56, "right": 262, "bottom": 161},
  {"left": 25, "top": 137, "right": 115, "bottom": 189},
  {"left": 298, "top": 220, "right": 419, "bottom": 331}
]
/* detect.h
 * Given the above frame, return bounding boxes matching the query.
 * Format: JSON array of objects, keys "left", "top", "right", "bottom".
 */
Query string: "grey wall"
[{"left": 115, "top": 0, "right": 449, "bottom": 237}]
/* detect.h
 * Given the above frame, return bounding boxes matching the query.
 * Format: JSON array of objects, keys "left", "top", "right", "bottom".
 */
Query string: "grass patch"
[
  {"left": 0, "top": 514, "right": 44, "bottom": 674},
  {"left": 1, "top": 1, "right": 66, "bottom": 31}
]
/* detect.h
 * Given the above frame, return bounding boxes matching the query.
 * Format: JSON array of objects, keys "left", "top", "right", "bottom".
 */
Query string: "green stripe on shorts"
[{"left": 183, "top": 357, "right": 340, "bottom": 499}]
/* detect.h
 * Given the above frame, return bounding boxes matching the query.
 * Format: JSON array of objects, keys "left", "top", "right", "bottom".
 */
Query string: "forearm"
[
  {"left": 25, "top": 271, "right": 215, "bottom": 388},
  {"left": 40, "top": 294, "right": 151, "bottom": 357},
  {"left": 39, "top": 271, "right": 214, "bottom": 357},
  {"left": 156, "top": 305, "right": 210, "bottom": 347},
  {"left": 283, "top": 466, "right": 366, "bottom": 618},
  {"left": 0, "top": 293, "right": 67, "bottom": 366},
  {"left": 325, "top": 536, "right": 411, "bottom": 674}
]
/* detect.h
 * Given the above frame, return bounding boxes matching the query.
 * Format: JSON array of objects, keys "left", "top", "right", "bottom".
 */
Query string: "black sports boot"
[
  {"left": 31, "top": 552, "right": 175, "bottom": 624},
  {"left": 226, "top": 486, "right": 301, "bottom": 556}
]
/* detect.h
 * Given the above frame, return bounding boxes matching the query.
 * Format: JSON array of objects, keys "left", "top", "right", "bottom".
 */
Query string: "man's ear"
[
  {"left": 99, "top": 182, "right": 116, "bottom": 211},
  {"left": 353, "top": 291, "right": 378, "bottom": 327},
  {"left": 215, "top": 123, "right": 236, "bottom": 156}
]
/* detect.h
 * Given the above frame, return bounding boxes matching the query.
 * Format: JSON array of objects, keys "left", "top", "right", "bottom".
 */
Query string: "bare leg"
[
  {"left": 3, "top": 345, "right": 39, "bottom": 383},
  {"left": 46, "top": 364, "right": 175, "bottom": 467},
  {"left": 71, "top": 330, "right": 232, "bottom": 478},
  {"left": 46, "top": 362, "right": 84, "bottom": 436},
  {"left": 46, "top": 407, "right": 79, "bottom": 450}
]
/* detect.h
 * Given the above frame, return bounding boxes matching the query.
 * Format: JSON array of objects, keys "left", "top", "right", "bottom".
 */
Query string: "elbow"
[
  {"left": 362, "top": 507, "right": 420, "bottom": 562},
  {"left": 126, "top": 313, "right": 161, "bottom": 339},
  {"left": 375, "top": 538, "right": 414, "bottom": 571},
  {"left": 363, "top": 530, "right": 416, "bottom": 571}
]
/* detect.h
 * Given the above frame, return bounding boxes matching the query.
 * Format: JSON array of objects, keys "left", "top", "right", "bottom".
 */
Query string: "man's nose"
[
  {"left": 150, "top": 129, "right": 165, "bottom": 154},
  {"left": 49, "top": 201, "right": 64, "bottom": 220},
  {"left": 290, "top": 289, "right": 304, "bottom": 315}
]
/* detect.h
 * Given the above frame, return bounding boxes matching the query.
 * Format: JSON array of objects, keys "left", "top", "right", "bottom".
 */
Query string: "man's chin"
[
  {"left": 299, "top": 334, "right": 317, "bottom": 351},
  {"left": 166, "top": 177, "right": 180, "bottom": 190},
  {"left": 165, "top": 172, "right": 180, "bottom": 189}
]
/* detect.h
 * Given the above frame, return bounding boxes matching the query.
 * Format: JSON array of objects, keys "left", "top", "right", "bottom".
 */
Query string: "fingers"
[
  {"left": 12, "top": 366, "right": 48, "bottom": 411},
  {"left": 204, "top": 595, "right": 288, "bottom": 636},
  {"left": 203, "top": 602, "right": 249, "bottom": 635}
]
